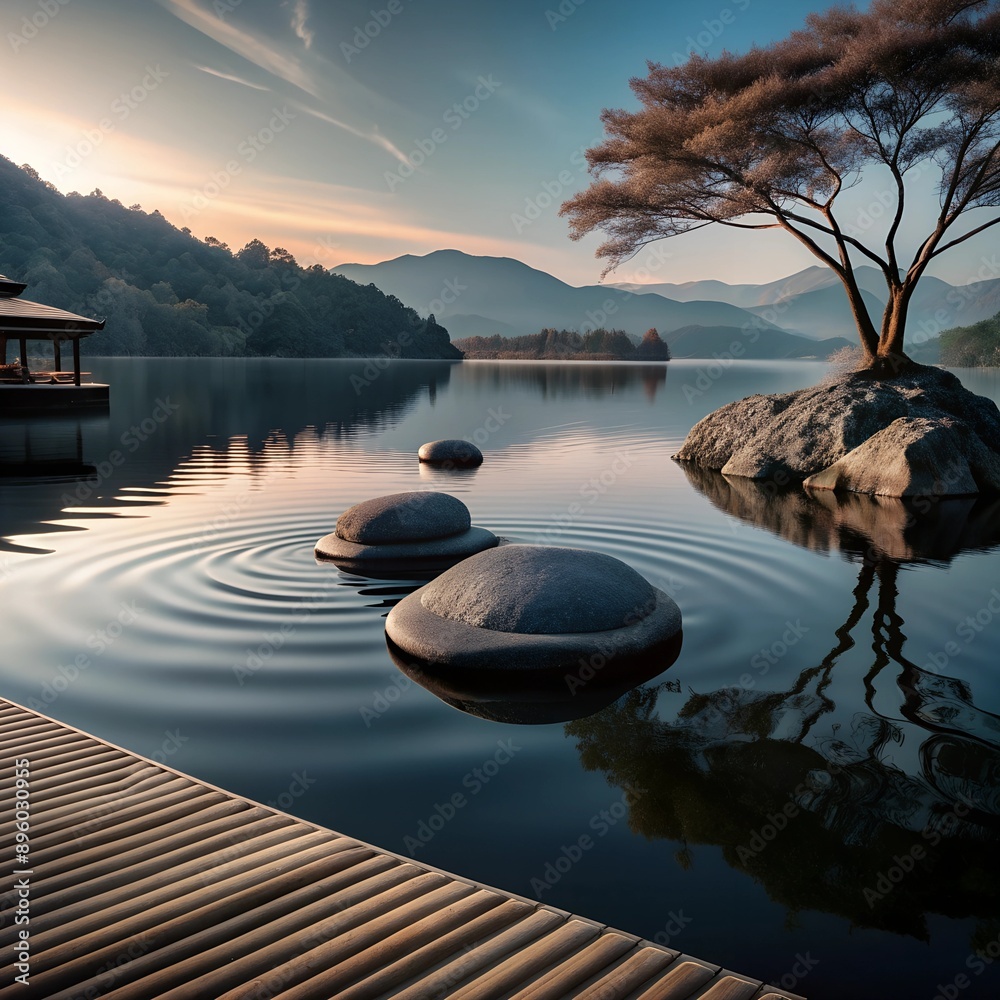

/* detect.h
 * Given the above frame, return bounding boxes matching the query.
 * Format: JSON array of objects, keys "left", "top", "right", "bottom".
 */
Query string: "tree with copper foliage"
[
  {"left": 561, "top": 0, "right": 1000, "bottom": 373},
  {"left": 635, "top": 327, "right": 670, "bottom": 361}
]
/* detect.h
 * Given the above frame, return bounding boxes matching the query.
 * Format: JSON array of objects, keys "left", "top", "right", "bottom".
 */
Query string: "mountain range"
[
  {"left": 612, "top": 264, "right": 1000, "bottom": 344},
  {"left": 334, "top": 249, "right": 780, "bottom": 334},
  {"left": 334, "top": 251, "right": 1000, "bottom": 361},
  {"left": 333, "top": 251, "right": 854, "bottom": 360}
]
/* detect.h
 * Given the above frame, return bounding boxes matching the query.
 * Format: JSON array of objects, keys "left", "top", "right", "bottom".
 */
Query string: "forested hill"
[
  {"left": 0, "top": 156, "right": 460, "bottom": 359},
  {"left": 939, "top": 312, "right": 1000, "bottom": 367}
]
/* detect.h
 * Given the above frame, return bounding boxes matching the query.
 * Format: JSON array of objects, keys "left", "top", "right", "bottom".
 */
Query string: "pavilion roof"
[{"left": 0, "top": 275, "right": 104, "bottom": 338}]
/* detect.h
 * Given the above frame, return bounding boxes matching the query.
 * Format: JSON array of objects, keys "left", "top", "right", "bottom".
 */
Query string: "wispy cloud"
[
  {"left": 163, "top": 174, "right": 552, "bottom": 262},
  {"left": 290, "top": 0, "right": 313, "bottom": 49},
  {"left": 158, "top": 0, "right": 319, "bottom": 97},
  {"left": 160, "top": 0, "right": 406, "bottom": 165},
  {"left": 293, "top": 103, "right": 410, "bottom": 166},
  {"left": 192, "top": 64, "right": 270, "bottom": 91}
]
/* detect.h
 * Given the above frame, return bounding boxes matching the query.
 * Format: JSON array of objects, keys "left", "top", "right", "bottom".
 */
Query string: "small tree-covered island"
[
  {"left": 453, "top": 327, "right": 671, "bottom": 360},
  {"left": 563, "top": 0, "right": 1000, "bottom": 498}
]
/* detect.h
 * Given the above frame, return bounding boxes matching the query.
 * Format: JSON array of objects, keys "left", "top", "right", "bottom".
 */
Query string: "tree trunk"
[
  {"left": 837, "top": 271, "right": 880, "bottom": 363},
  {"left": 874, "top": 287, "right": 912, "bottom": 374}
]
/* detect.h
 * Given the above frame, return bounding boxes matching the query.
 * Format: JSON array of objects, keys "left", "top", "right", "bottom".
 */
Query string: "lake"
[{"left": 2, "top": 357, "right": 1000, "bottom": 1000}]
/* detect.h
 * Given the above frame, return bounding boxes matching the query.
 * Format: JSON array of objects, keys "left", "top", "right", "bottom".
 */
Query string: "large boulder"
[
  {"left": 674, "top": 365, "right": 1000, "bottom": 497},
  {"left": 803, "top": 417, "right": 1000, "bottom": 497}
]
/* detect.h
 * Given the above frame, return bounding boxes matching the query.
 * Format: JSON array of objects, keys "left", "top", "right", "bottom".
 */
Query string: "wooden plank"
[
  {"left": 28, "top": 790, "right": 241, "bottom": 866},
  {"left": 0, "top": 725, "right": 91, "bottom": 748},
  {"left": 36, "top": 850, "right": 390, "bottom": 1000},
  {"left": 0, "top": 728, "right": 79, "bottom": 754},
  {"left": 28, "top": 801, "right": 275, "bottom": 881},
  {"left": 691, "top": 974, "right": 769, "bottom": 1000},
  {"left": 23, "top": 767, "right": 182, "bottom": 824},
  {"left": 211, "top": 877, "right": 474, "bottom": 1000},
  {"left": 333, "top": 897, "right": 536, "bottom": 1000},
  {"left": 87, "top": 859, "right": 412, "bottom": 1000},
  {"left": 32, "top": 820, "right": 317, "bottom": 914},
  {"left": 27, "top": 833, "right": 351, "bottom": 956},
  {"left": 510, "top": 932, "right": 640, "bottom": 999},
  {"left": 447, "top": 919, "right": 603, "bottom": 1000},
  {"left": 631, "top": 959, "right": 719, "bottom": 1000},
  {"left": 25, "top": 755, "right": 154, "bottom": 793},
  {"left": 0, "top": 722, "right": 77, "bottom": 746},
  {"left": 388, "top": 907, "right": 567, "bottom": 1000},
  {"left": 279, "top": 889, "right": 508, "bottom": 999},
  {"left": 28, "top": 776, "right": 218, "bottom": 837},
  {"left": 19, "top": 755, "right": 151, "bottom": 793},
  {"left": 569, "top": 945, "right": 680, "bottom": 1000},
  {"left": 122, "top": 871, "right": 450, "bottom": 1000},
  {"left": 0, "top": 745, "right": 120, "bottom": 778}
]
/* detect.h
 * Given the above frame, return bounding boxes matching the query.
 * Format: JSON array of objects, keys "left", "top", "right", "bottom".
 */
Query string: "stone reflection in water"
[
  {"left": 680, "top": 462, "right": 1000, "bottom": 564},
  {"left": 566, "top": 471, "right": 1000, "bottom": 939},
  {"left": 386, "top": 631, "right": 683, "bottom": 725},
  {"left": 337, "top": 578, "right": 424, "bottom": 614}
]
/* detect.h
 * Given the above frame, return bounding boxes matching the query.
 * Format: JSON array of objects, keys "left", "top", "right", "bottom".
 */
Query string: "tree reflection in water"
[{"left": 567, "top": 469, "right": 1000, "bottom": 939}]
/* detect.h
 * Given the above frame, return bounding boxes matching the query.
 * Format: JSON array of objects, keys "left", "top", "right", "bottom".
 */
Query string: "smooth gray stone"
[
  {"left": 421, "top": 544, "right": 656, "bottom": 634},
  {"left": 335, "top": 491, "right": 470, "bottom": 544},
  {"left": 385, "top": 544, "right": 682, "bottom": 671},
  {"left": 418, "top": 439, "right": 484, "bottom": 466}
]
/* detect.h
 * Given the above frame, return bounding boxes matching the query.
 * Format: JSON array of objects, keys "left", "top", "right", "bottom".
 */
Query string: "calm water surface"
[{"left": 2, "top": 358, "right": 1000, "bottom": 999}]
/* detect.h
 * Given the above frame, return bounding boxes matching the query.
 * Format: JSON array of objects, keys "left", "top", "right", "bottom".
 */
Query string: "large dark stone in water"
[
  {"left": 315, "top": 491, "right": 496, "bottom": 576},
  {"left": 385, "top": 544, "right": 682, "bottom": 674},
  {"left": 420, "top": 545, "right": 656, "bottom": 634},
  {"left": 674, "top": 365, "right": 1000, "bottom": 497},
  {"left": 334, "top": 491, "right": 470, "bottom": 543}
]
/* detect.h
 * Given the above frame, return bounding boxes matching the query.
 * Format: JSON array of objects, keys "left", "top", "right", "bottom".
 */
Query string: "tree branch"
[
  {"left": 771, "top": 216, "right": 847, "bottom": 276},
  {"left": 928, "top": 215, "right": 1000, "bottom": 259},
  {"left": 779, "top": 209, "right": 891, "bottom": 272},
  {"left": 908, "top": 136, "right": 1000, "bottom": 276},
  {"left": 883, "top": 160, "right": 907, "bottom": 287}
]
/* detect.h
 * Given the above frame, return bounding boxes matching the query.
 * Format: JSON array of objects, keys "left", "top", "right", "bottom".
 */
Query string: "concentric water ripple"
[{"left": 1, "top": 445, "right": 850, "bottom": 731}]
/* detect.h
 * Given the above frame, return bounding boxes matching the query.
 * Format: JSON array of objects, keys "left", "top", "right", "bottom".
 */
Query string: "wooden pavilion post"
[
  {"left": 72, "top": 337, "right": 81, "bottom": 386},
  {"left": 18, "top": 336, "right": 28, "bottom": 381},
  {"left": 54, "top": 336, "right": 62, "bottom": 371}
]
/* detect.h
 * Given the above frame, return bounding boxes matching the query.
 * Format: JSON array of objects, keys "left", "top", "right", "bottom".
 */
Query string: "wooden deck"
[
  {"left": 0, "top": 382, "right": 109, "bottom": 411},
  {"left": 0, "top": 699, "right": 805, "bottom": 999}
]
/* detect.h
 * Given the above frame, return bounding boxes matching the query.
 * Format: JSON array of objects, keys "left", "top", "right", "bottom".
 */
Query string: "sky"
[{"left": 1, "top": 0, "right": 997, "bottom": 289}]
